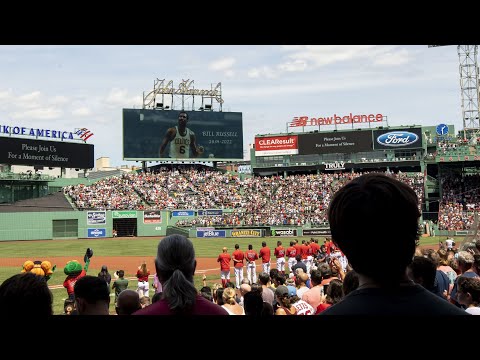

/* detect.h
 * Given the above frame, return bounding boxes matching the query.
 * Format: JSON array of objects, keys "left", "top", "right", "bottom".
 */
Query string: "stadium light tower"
[{"left": 429, "top": 45, "right": 480, "bottom": 140}]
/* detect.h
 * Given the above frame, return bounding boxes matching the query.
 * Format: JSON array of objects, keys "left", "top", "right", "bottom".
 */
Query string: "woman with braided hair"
[{"left": 134, "top": 234, "right": 228, "bottom": 315}]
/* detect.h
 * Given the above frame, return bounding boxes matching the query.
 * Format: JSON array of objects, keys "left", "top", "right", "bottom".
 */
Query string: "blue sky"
[{"left": 0, "top": 45, "right": 464, "bottom": 166}]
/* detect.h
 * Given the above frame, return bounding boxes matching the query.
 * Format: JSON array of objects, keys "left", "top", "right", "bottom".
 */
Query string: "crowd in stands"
[
  {"left": 64, "top": 169, "right": 425, "bottom": 227},
  {"left": 63, "top": 165, "right": 480, "bottom": 230},
  {"left": 438, "top": 174, "right": 480, "bottom": 230}
]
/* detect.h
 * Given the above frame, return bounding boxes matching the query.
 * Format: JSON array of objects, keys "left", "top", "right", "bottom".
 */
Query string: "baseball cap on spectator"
[
  {"left": 295, "top": 268, "right": 304, "bottom": 276},
  {"left": 285, "top": 278, "right": 295, "bottom": 287},
  {"left": 275, "top": 285, "right": 289, "bottom": 298},
  {"left": 286, "top": 286, "right": 297, "bottom": 297}
]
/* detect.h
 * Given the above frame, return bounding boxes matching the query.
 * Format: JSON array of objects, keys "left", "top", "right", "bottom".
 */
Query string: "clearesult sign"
[
  {"left": 271, "top": 229, "right": 298, "bottom": 237},
  {"left": 231, "top": 229, "right": 262, "bottom": 237},
  {"left": 112, "top": 210, "right": 137, "bottom": 219},
  {"left": 143, "top": 210, "right": 161, "bottom": 224},
  {"left": 303, "top": 228, "right": 331, "bottom": 236},
  {"left": 255, "top": 135, "right": 299, "bottom": 156}
]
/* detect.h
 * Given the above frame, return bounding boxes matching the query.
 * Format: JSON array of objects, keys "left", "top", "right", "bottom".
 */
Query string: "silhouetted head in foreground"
[{"left": 328, "top": 173, "right": 421, "bottom": 287}]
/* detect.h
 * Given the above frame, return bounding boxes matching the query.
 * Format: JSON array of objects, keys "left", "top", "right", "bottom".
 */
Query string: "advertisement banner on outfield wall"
[
  {"left": 302, "top": 228, "right": 331, "bottom": 236},
  {"left": 231, "top": 229, "right": 262, "bottom": 237},
  {"left": 255, "top": 135, "right": 299, "bottom": 156},
  {"left": 143, "top": 210, "right": 161, "bottom": 223},
  {"left": 271, "top": 229, "right": 297, "bottom": 237},
  {"left": 197, "top": 230, "right": 226, "bottom": 238},
  {"left": 123, "top": 108, "right": 243, "bottom": 161},
  {"left": 87, "top": 211, "right": 106, "bottom": 225},
  {"left": 87, "top": 228, "right": 106, "bottom": 238},
  {"left": 373, "top": 127, "right": 423, "bottom": 150},
  {"left": 197, "top": 209, "right": 223, "bottom": 216},
  {"left": 112, "top": 210, "right": 137, "bottom": 219},
  {"left": 171, "top": 210, "right": 195, "bottom": 217},
  {"left": 298, "top": 131, "right": 372, "bottom": 155}
]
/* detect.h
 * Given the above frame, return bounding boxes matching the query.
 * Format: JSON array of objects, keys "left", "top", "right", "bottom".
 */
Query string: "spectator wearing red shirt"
[
  {"left": 259, "top": 241, "right": 271, "bottom": 275},
  {"left": 232, "top": 244, "right": 244, "bottom": 289},
  {"left": 217, "top": 247, "right": 231, "bottom": 287}
]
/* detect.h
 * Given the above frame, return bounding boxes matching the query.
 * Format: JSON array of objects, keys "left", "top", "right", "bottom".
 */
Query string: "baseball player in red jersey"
[
  {"left": 231, "top": 243, "right": 244, "bottom": 289},
  {"left": 244, "top": 244, "right": 259, "bottom": 284},
  {"left": 293, "top": 239, "right": 302, "bottom": 262},
  {"left": 217, "top": 247, "right": 231, "bottom": 287},
  {"left": 286, "top": 240, "right": 297, "bottom": 274},
  {"left": 259, "top": 241, "right": 271, "bottom": 275},
  {"left": 305, "top": 239, "right": 314, "bottom": 274},
  {"left": 310, "top": 238, "right": 321, "bottom": 258},
  {"left": 274, "top": 240, "right": 286, "bottom": 274}
]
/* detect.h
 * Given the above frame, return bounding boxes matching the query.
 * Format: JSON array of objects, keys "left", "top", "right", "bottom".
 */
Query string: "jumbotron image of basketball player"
[{"left": 159, "top": 111, "right": 204, "bottom": 158}]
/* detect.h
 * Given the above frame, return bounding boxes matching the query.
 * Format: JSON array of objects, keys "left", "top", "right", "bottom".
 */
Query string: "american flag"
[{"left": 289, "top": 116, "right": 308, "bottom": 127}]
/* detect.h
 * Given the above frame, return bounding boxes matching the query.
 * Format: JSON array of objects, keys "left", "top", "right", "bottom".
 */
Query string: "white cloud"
[
  {"left": 0, "top": 89, "right": 13, "bottom": 100},
  {"left": 282, "top": 45, "right": 382, "bottom": 67},
  {"left": 50, "top": 95, "right": 70, "bottom": 105},
  {"left": 247, "top": 66, "right": 278, "bottom": 79},
  {"left": 277, "top": 59, "right": 307, "bottom": 72},
  {"left": 104, "top": 88, "right": 141, "bottom": 108},
  {"left": 18, "top": 91, "right": 42, "bottom": 102},
  {"left": 11, "top": 107, "right": 63, "bottom": 120},
  {"left": 72, "top": 107, "right": 91, "bottom": 116},
  {"left": 373, "top": 48, "right": 411, "bottom": 66},
  {"left": 209, "top": 57, "right": 236, "bottom": 71},
  {"left": 248, "top": 45, "right": 404, "bottom": 79}
]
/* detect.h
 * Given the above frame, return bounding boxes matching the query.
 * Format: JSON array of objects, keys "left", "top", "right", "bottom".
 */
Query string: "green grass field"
[{"left": 0, "top": 235, "right": 464, "bottom": 314}]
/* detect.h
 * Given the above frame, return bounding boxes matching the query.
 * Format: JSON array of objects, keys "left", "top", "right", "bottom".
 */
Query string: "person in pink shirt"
[{"left": 153, "top": 273, "right": 163, "bottom": 294}]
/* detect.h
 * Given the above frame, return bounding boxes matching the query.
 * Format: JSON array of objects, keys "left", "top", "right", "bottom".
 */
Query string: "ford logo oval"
[{"left": 376, "top": 131, "right": 419, "bottom": 147}]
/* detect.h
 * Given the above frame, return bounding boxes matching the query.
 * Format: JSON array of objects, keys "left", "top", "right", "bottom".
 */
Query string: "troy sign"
[
  {"left": 290, "top": 113, "right": 384, "bottom": 127},
  {"left": 324, "top": 161, "right": 345, "bottom": 170}
]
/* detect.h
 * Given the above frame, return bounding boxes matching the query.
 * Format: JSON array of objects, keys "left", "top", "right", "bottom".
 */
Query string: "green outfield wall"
[{"left": 0, "top": 209, "right": 464, "bottom": 241}]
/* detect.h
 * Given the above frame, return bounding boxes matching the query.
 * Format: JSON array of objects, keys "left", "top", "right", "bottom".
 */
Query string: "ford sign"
[{"left": 376, "top": 131, "right": 419, "bottom": 147}]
